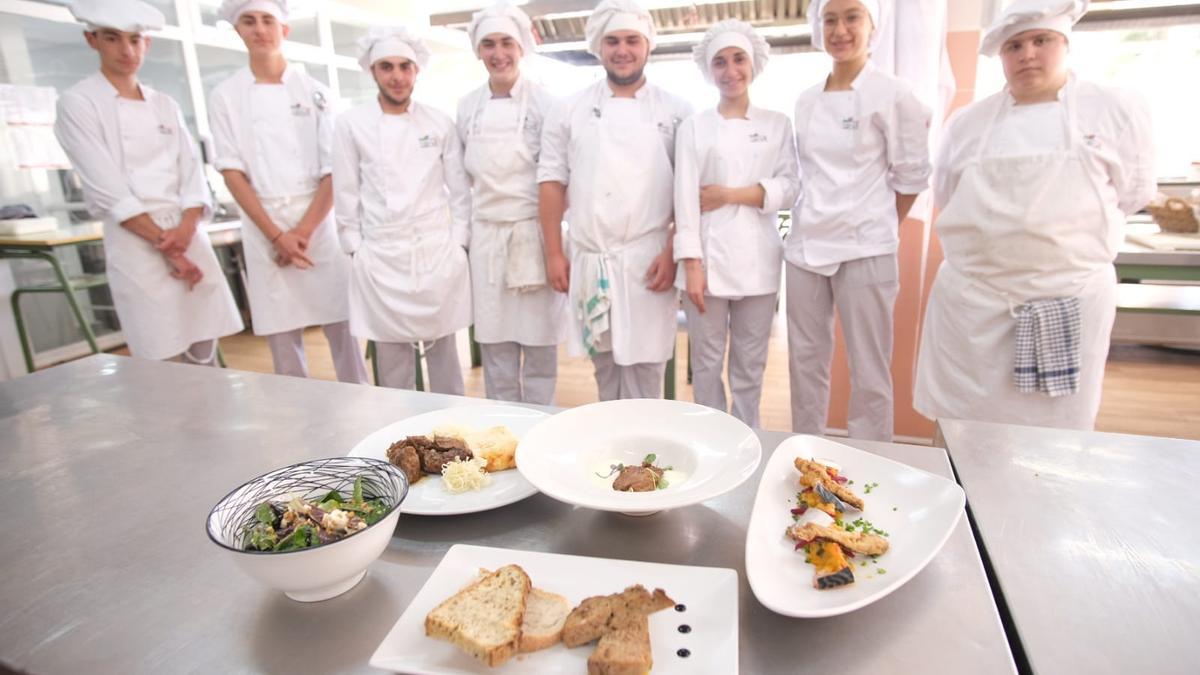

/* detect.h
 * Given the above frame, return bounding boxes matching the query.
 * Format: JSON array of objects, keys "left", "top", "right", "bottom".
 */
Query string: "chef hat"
[
  {"left": 217, "top": 0, "right": 289, "bottom": 25},
  {"left": 979, "top": 0, "right": 1089, "bottom": 56},
  {"left": 585, "top": 0, "right": 657, "bottom": 58},
  {"left": 69, "top": 0, "right": 165, "bottom": 34},
  {"left": 807, "top": 0, "right": 883, "bottom": 52},
  {"left": 468, "top": 2, "right": 537, "bottom": 56},
  {"left": 356, "top": 26, "right": 430, "bottom": 73},
  {"left": 692, "top": 20, "right": 770, "bottom": 83}
]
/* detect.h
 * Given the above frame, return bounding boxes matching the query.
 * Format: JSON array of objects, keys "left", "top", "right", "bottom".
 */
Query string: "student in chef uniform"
[
  {"left": 457, "top": 3, "right": 567, "bottom": 405},
  {"left": 914, "top": 0, "right": 1155, "bottom": 431},
  {"left": 207, "top": 0, "right": 368, "bottom": 383},
  {"left": 538, "top": 0, "right": 692, "bottom": 401},
  {"left": 787, "top": 0, "right": 931, "bottom": 441},
  {"left": 333, "top": 28, "right": 472, "bottom": 394},
  {"left": 54, "top": 0, "right": 243, "bottom": 365},
  {"left": 673, "top": 21, "right": 799, "bottom": 427}
]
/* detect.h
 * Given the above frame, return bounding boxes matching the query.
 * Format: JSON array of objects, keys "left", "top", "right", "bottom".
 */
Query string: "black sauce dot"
[
  {"left": 677, "top": 648, "right": 691, "bottom": 658},
  {"left": 677, "top": 624, "right": 691, "bottom": 633},
  {"left": 674, "top": 604, "right": 686, "bottom": 612}
]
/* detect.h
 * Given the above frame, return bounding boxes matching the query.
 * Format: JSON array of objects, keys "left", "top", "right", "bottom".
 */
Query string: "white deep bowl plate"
[
  {"left": 206, "top": 456, "right": 408, "bottom": 602},
  {"left": 347, "top": 404, "right": 548, "bottom": 516},
  {"left": 745, "top": 435, "right": 965, "bottom": 618},
  {"left": 369, "top": 544, "right": 738, "bottom": 674},
  {"left": 515, "top": 399, "right": 761, "bottom": 515}
]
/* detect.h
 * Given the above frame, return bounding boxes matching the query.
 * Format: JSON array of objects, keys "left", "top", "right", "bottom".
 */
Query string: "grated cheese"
[{"left": 441, "top": 456, "right": 492, "bottom": 493}]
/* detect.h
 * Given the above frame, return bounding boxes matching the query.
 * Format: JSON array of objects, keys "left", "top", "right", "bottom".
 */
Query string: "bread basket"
[{"left": 1146, "top": 197, "right": 1200, "bottom": 234}]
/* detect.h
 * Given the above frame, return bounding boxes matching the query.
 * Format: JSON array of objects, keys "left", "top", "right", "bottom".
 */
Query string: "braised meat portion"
[
  {"left": 612, "top": 463, "right": 663, "bottom": 492},
  {"left": 385, "top": 435, "right": 473, "bottom": 481}
]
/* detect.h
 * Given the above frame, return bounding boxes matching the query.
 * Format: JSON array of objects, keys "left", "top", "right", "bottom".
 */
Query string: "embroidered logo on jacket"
[
  {"left": 841, "top": 117, "right": 859, "bottom": 130},
  {"left": 291, "top": 102, "right": 312, "bottom": 117},
  {"left": 418, "top": 134, "right": 439, "bottom": 148},
  {"left": 749, "top": 132, "right": 768, "bottom": 143}
]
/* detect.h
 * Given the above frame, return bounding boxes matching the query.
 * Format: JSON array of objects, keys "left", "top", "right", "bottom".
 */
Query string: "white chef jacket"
[
  {"left": 673, "top": 106, "right": 799, "bottom": 297},
  {"left": 55, "top": 72, "right": 209, "bottom": 223},
  {"left": 206, "top": 62, "right": 352, "bottom": 336},
  {"left": 788, "top": 60, "right": 932, "bottom": 272},
  {"left": 207, "top": 63, "right": 332, "bottom": 197},
  {"left": 537, "top": 79, "right": 693, "bottom": 242},
  {"left": 332, "top": 98, "right": 473, "bottom": 343},
  {"left": 54, "top": 72, "right": 243, "bottom": 360},
  {"left": 935, "top": 75, "right": 1155, "bottom": 219},
  {"left": 334, "top": 100, "right": 471, "bottom": 253},
  {"left": 537, "top": 79, "right": 692, "bottom": 364},
  {"left": 455, "top": 75, "right": 553, "bottom": 224}
]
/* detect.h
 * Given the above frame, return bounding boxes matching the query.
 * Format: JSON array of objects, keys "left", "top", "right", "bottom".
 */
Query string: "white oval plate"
[
  {"left": 346, "top": 404, "right": 548, "bottom": 516},
  {"left": 516, "top": 399, "right": 761, "bottom": 515},
  {"left": 745, "top": 435, "right": 965, "bottom": 618}
]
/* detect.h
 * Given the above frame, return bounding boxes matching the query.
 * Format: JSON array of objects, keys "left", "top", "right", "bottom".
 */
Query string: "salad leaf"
[
  {"left": 254, "top": 502, "right": 275, "bottom": 525},
  {"left": 352, "top": 477, "right": 364, "bottom": 509},
  {"left": 643, "top": 453, "right": 657, "bottom": 465},
  {"left": 273, "top": 523, "right": 317, "bottom": 552}
]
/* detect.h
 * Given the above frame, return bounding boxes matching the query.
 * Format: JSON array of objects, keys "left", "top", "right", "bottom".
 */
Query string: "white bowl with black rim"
[{"left": 206, "top": 457, "right": 408, "bottom": 602}]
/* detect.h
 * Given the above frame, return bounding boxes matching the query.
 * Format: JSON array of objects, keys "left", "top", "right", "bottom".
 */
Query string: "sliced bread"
[
  {"left": 518, "top": 587, "right": 572, "bottom": 653},
  {"left": 587, "top": 611, "right": 653, "bottom": 675},
  {"left": 562, "top": 585, "right": 675, "bottom": 648},
  {"left": 424, "top": 564, "right": 531, "bottom": 667}
]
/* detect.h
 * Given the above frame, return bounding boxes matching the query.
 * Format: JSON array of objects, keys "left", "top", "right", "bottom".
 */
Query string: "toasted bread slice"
[
  {"left": 424, "top": 565, "right": 531, "bottom": 667},
  {"left": 587, "top": 611, "right": 653, "bottom": 675},
  {"left": 470, "top": 425, "right": 519, "bottom": 472},
  {"left": 427, "top": 424, "right": 519, "bottom": 472},
  {"left": 562, "top": 585, "right": 674, "bottom": 648},
  {"left": 519, "top": 587, "right": 571, "bottom": 653}
]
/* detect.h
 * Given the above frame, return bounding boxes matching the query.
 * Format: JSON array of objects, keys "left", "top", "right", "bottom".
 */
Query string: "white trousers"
[
  {"left": 480, "top": 342, "right": 557, "bottom": 405},
  {"left": 591, "top": 351, "right": 665, "bottom": 401},
  {"left": 177, "top": 339, "right": 219, "bottom": 367},
  {"left": 265, "top": 320, "right": 369, "bottom": 384},
  {"left": 375, "top": 334, "right": 465, "bottom": 395},
  {"left": 683, "top": 293, "right": 776, "bottom": 428},
  {"left": 786, "top": 256, "right": 898, "bottom": 441}
]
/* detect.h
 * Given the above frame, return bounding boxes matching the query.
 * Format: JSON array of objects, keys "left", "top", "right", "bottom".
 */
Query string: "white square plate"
[
  {"left": 745, "top": 435, "right": 965, "bottom": 618},
  {"left": 347, "top": 405, "right": 547, "bottom": 516},
  {"left": 369, "top": 544, "right": 738, "bottom": 674}
]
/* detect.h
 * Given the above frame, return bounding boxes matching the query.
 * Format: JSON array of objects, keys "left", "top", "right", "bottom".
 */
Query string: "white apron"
[
  {"left": 348, "top": 115, "right": 471, "bottom": 343},
  {"left": 108, "top": 100, "right": 242, "bottom": 360},
  {"left": 242, "top": 193, "right": 352, "bottom": 336},
  {"left": 914, "top": 85, "right": 1120, "bottom": 430},
  {"left": 566, "top": 93, "right": 677, "bottom": 366},
  {"left": 463, "top": 91, "right": 566, "bottom": 346},
  {"left": 240, "top": 79, "right": 350, "bottom": 336}
]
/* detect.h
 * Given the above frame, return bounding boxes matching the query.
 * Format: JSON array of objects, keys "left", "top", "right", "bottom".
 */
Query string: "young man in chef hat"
[
  {"left": 538, "top": 0, "right": 693, "bottom": 401},
  {"left": 915, "top": 0, "right": 1155, "bottom": 431},
  {"left": 207, "top": 0, "right": 369, "bottom": 383},
  {"left": 332, "top": 27, "right": 473, "bottom": 394},
  {"left": 457, "top": 2, "right": 567, "bottom": 405},
  {"left": 54, "top": 0, "right": 243, "bottom": 366}
]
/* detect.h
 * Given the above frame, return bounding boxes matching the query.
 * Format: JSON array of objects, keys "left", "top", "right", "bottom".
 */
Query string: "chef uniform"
[
  {"left": 537, "top": 0, "right": 692, "bottom": 400},
  {"left": 333, "top": 28, "right": 472, "bottom": 394},
  {"left": 787, "top": 0, "right": 932, "bottom": 441},
  {"left": 457, "top": 3, "right": 567, "bottom": 405},
  {"left": 208, "top": 0, "right": 367, "bottom": 383},
  {"left": 54, "top": 1, "right": 243, "bottom": 363},
  {"left": 914, "top": 0, "right": 1155, "bottom": 430},
  {"left": 673, "top": 21, "right": 799, "bottom": 427}
]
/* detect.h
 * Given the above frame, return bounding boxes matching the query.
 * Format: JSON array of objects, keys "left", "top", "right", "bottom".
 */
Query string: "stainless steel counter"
[
  {"left": 0, "top": 356, "right": 1014, "bottom": 674},
  {"left": 938, "top": 418, "right": 1200, "bottom": 675}
]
